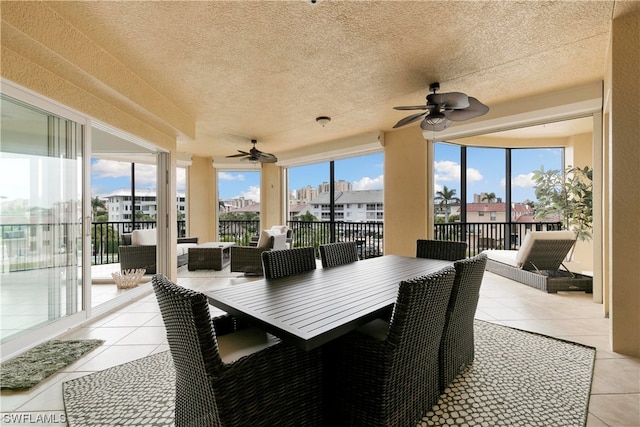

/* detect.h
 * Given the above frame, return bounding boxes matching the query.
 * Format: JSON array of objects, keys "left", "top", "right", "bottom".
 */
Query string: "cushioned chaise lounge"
[{"left": 482, "top": 230, "right": 592, "bottom": 293}]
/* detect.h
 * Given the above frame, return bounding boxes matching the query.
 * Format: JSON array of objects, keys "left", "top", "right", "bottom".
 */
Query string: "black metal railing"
[
  {"left": 2, "top": 220, "right": 563, "bottom": 271},
  {"left": 434, "top": 221, "right": 563, "bottom": 257},
  {"left": 287, "top": 220, "right": 384, "bottom": 259}
]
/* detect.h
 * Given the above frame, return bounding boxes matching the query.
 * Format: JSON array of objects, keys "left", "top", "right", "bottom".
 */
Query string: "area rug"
[
  {"left": 1, "top": 339, "right": 104, "bottom": 390},
  {"left": 62, "top": 321, "right": 595, "bottom": 427}
]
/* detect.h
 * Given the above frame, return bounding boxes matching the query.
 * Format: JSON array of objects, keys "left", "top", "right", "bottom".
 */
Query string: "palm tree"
[
  {"left": 481, "top": 192, "right": 497, "bottom": 203},
  {"left": 91, "top": 196, "right": 106, "bottom": 221},
  {"left": 435, "top": 186, "right": 460, "bottom": 223}
]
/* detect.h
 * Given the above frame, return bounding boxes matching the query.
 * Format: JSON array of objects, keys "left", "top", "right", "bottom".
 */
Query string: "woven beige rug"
[{"left": 63, "top": 320, "right": 595, "bottom": 426}]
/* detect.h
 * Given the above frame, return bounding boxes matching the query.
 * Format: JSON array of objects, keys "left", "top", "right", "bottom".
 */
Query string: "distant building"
[
  {"left": 300, "top": 190, "right": 383, "bottom": 222},
  {"left": 221, "top": 197, "right": 256, "bottom": 210},
  {"left": 104, "top": 188, "right": 185, "bottom": 221}
]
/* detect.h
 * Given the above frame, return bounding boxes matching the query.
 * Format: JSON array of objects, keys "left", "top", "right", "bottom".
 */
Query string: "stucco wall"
[
  {"left": 609, "top": 11, "right": 640, "bottom": 356},
  {"left": 383, "top": 127, "right": 429, "bottom": 256},
  {"left": 188, "top": 156, "right": 217, "bottom": 242}
]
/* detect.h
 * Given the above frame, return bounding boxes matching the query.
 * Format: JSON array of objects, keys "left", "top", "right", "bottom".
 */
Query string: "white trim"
[
  {"left": 275, "top": 131, "right": 384, "bottom": 167},
  {"left": 212, "top": 160, "right": 262, "bottom": 170},
  {"left": 92, "top": 120, "right": 165, "bottom": 153},
  {"left": 1, "top": 78, "right": 87, "bottom": 123}
]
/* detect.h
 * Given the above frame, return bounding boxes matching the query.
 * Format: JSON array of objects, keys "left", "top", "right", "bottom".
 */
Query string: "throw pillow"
[{"left": 256, "top": 230, "right": 274, "bottom": 249}]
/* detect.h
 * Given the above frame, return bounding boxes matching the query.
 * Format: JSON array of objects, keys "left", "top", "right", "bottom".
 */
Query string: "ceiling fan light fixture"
[
  {"left": 425, "top": 112, "right": 446, "bottom": 125},
  {"left": 316, "top": 116, "right": 331, "bottom": 127}
]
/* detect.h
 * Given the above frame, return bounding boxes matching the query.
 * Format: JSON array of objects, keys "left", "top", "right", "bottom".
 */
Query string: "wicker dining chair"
[
  {"left": 152, "top": 274, "right": 324, "bottom": 427},
  {"left": 416, "top": 239, "right": 468, "bottom": 261},
  {"left": 261, "top": 246, "right": 317, "bottom": 279},
  {"left": 439, "top": 252, "right": 488, "bottom": 392},
  {"left": 318, "top": 241, "right": 359, "bottom": 268},
  {"left": 326, "top": 266, "right": 456, "bottom": 427}
]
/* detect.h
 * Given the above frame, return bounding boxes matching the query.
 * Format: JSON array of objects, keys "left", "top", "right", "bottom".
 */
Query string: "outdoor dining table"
[{"left": 204, "top": 254, "right": 452, "bottom": 351}]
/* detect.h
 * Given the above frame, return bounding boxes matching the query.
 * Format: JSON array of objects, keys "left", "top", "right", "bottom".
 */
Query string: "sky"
[{"left": 89, "top": 145, "right": 562, "bottom": 203}]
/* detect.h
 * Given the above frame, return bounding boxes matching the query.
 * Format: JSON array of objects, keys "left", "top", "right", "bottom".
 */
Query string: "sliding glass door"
[{"left": 0, "top": 94, "right": 85, "bottom": 343}]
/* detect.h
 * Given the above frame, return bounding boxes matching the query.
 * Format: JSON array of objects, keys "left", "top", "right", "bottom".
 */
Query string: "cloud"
[
  {"left": 92, "top": 159, "right": 132, "bottom": 179},
  {"left": 434, "top": 160, "right": 460, "bottom": 181},
  {"left": 434, "top": 160, "right": 483, "bottom": 188},
  {"left": 352, "top": 175, "right": 384, "bottom": 190},
  {"left": 92, "top": 159, "right": 187, "bottom": 192},
  {"left": 218, "top": 172, "right": 245, "bottom": 181},
  {"left": 511, "top": 172, "right": 536, "bottom": 188},
  {"left": 237, "top": 185, "right": 260, "bottom": 202}
]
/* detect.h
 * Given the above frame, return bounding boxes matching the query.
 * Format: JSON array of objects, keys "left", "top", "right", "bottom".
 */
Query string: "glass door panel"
[{"left": 0, "top": 95, "right": 83, "bottom": 343}]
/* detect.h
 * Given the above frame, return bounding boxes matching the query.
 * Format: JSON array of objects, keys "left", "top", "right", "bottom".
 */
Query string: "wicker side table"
[{"left": 188, "top": 242, "right": 235, "bottom": 271}]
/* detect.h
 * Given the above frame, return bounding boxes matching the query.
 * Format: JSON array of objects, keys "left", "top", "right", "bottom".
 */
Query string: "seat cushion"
[
  {"left": 270, "top": 225, "right": 289, "bottom": 235},
  {"left": 483, "top": 249, "right": 520, "bottom": 267},
  {"left": 271, "top": 233, "right": 288, "bottom": 250},
  {"left": 216, "top": 326, "right": 281, "bottom": 364},
  {"left": 355, "top": 318, "right": 389, "bottom": 341},
  {"left": 177, "top": 243, "right": 198, "bottom": 256},
  {"left": 515, "top": 230, "right": 576, "bottom": 266},
  {"left": 131, "top": 228, "right": 157, "bottom": 246}
]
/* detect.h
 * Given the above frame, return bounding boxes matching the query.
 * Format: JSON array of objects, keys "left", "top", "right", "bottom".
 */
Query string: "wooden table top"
[{"left": 204, "top": 255, "right": 452, "bottom": 350}]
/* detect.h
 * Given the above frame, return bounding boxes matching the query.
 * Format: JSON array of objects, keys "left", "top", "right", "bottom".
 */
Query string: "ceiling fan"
[
  {"left": 392, "top": 82, "right": 489, "bottom": 131},
  {"left": 226, "top": 139, "right": 277, "bottom": 163}
]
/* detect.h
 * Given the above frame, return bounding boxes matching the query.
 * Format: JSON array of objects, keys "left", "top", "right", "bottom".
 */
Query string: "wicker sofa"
[{"left": 118, "top": 228, "right": 198, "bottom": 274}]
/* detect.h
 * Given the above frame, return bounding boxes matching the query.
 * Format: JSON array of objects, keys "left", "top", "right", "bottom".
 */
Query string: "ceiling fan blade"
[
  {"left": 255, "top": 152, "right": 278, "bottom": 163},
  {"left": 420, "top": 117, "right": 452, "bottom": 132},
  {"left": 226, "top": 151, "right": 250, "bottom": 158},
  {"left": 446, "top": 97, "right": 490, "bottom": 121},
  {"left": 393, "top": 112, "right": 428, "bottom": 128},
  {"left": 428, "top": 92, "right": 470, "bottom": 109},
  {"left": 393, "top": 105, "right": 430, "bottom": 111}
]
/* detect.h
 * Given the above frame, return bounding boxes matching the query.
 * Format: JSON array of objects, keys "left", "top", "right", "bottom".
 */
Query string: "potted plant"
[{"left": 531, "top": 165, "right": 593, "bottom": 242}]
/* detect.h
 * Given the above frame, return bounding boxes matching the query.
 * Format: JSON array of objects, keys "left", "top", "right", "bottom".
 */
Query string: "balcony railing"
[
  {"left": 0, "top": 220, "right": 563, "bottom": 271},
  {"left": 434, "top": 221, "right": 563, "bottom": 257}
]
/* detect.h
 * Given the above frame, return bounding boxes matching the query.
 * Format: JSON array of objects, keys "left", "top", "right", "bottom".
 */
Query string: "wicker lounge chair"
[
  {"left": 319, "top": 241, "right": 359, "bottom": 268},
  {"left": 152, "top": 274, "right": 324, "bottom": 426},
  {"left": 261, "top": 246, "right": 317, "bottom": 279},
  {"left": 439, "top": 253, "right": 487, "bottom": 392},
  {"left": 230, "top": 230, "right": 288, "bottom": 275},
  {"left": 326, "top": 266, "right": 456, "bottom": 427},
  {"left": 482, "top": 230, "right": 592, "bottom": 293},
  {"left": 416, "top": 239, "right": 468, "bottom": 261}
]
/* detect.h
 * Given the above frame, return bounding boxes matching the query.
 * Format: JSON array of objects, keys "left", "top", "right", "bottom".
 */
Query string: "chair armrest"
[
  {"left": 118, "top": 245, "right": 156, "bottom": 274},
  {"left": 178, "top": 236, "right": 198, "bottom": 244}
]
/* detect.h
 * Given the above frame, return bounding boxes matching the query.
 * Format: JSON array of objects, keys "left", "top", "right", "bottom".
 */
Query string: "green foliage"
[
  {"left": 481, "top": 192, "right": 497, "bottom": 203},
  {"left": 220, "top": 211, "right": 259, "bottom": 221},
  {"left": 435, "top": 185, "right": 460, "bottom": 223},
  {"left": 532, "top": 165, "right": 593, "bottom": 241},
  {"left": 297, "top": 211, "right": 319, "bottom": 222}
]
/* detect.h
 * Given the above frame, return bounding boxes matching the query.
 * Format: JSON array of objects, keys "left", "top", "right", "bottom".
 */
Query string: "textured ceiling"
[{"left": 34, "top": 1, "right": 630, "bottom": 158}]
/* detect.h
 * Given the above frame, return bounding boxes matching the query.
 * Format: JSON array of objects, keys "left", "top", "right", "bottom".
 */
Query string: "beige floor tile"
[
  {"left": 591, "top": 358, "right": 640, "bottom": 394},
  {"left": 97, "top": 312, "right": 158, "bottom": 328},
  {"left": 116, "top": 326, "right": 167, "bottom": 345},
  {"left": 588, "top": 393, "right": 640, "bottom": 426},
  {"left": 70, "top": 345, "right": 157, "bottom": 371}
]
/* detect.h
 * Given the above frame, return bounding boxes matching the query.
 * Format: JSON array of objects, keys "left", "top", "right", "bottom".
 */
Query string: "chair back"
[
  {"left": 319, "top": 241, "right": 359, "bottom": 268},
  {"left": 439, "top": 253, "right": 488, "bottom": 392},
  {"left": 152, "top": 275, "right": 222, "bottom": 426},
  {"left": 382, "top": 267, "right": 457, "bottom": 425},
  {"left": 261, "top": 246, "right": 316, "bottom": 279},
  {"left": 416, "top": 239, "right": 467, "bottom": 261}
]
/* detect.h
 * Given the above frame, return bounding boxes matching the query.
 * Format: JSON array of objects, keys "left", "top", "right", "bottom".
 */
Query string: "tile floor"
[{"left": 1, "top": 271, "right": 638, "bottom": 427}]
